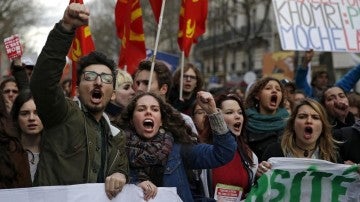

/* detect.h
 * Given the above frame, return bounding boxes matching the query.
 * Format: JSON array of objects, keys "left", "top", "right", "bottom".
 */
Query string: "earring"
[{"left": 159, "top": 127, "right": 165, "bottom": 134}]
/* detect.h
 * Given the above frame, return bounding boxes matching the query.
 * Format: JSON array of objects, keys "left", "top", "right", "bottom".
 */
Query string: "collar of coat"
[{"left": 72, "top": 96, "right": 120, "bottom": 137}]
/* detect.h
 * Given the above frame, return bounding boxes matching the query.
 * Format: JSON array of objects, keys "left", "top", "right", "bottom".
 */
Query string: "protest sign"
[
  {"left": 246, "top": 157, "right": 360, "bottom": 202},
  {"left": 0, "top": 184, "right": 182, "bottom": 202},
  {"left": 214, "top": 183, "right": 242, "bottom": 202},
  {"left": 272, "top": 0, "right": 360, "bottom": 52},
  {"left": 3, "top": 35, "right": 22, "bottom": 60}
]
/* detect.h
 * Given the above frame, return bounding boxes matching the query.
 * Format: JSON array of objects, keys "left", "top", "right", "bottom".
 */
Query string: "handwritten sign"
[
  {"left": 246, "top": 158, "right": 360, "bottom": 202},
  {"left": 272, "top": 0, "right": 360, "bottom": 52},
  {"left": 3, "top": 34, "right": 22, "bottom": 59}
]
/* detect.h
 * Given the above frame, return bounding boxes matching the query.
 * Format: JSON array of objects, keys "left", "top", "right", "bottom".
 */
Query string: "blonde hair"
[
  {"left": 281, "top": 98, "right": 339, "bottom": 162},
  {"left": 115, "top": 70, "right": 133, "bottom": 91}
]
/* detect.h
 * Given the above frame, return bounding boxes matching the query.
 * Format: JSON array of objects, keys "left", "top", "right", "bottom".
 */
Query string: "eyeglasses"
[
  {"left": 183, "top": 74, "right": 197, "bottom": 81},
  {"left": 83, "top": 71, "right": 113, "bottom": 84},
  {"left": 2, "top": 89, "right": 18, "bottom": 94}
]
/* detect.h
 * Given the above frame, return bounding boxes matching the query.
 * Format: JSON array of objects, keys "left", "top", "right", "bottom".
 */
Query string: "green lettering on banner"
[
  {"left": 310, "top": 171, "right": 333, "bottom": 201},
  {"left": 290, "top": 172, "right": 307, "bottom": 202},
  {"left": 331, "top": 176, "right": 356, "bottom": 202},
  {"left": 245, "top": 175, "right": 269, "bottom": 202},
  {"left": 270, "top": 169, "right": 290, "bottom": 202}
]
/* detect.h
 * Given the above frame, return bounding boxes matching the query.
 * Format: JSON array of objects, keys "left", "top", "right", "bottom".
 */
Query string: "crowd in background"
[{"left": 1, "top": 3, "right": 360, "bottom": 202}]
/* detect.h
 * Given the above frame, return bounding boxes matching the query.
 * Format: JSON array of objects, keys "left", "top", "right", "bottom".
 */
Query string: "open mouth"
[
  {"left": 334, "top": 102, "right": 347, "bottom": 110},
  {"left": 270, "top": 95, "right": 278, "bottom": 106},
  {"left": 234, "top": 122, "right": 242, "bottom": 130},
  {"left": 304, "top": 126, "right": 313, "bottom": 139},
  {"left": 305, "top": 126, "right": 313, "bottom": 133},
  {"left": 91, "top": 89, "right": 103, "bottom": 103},
  {"left": 143, "top": 119, "right": 154, "bottom": 129}
]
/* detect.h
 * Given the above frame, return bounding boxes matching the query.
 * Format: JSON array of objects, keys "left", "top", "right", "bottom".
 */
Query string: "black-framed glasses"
[
  {"left": 2, "top": 89, "right": 18, "bottom": 94},
  {"left": 83, "top": 71, "right": 113, "bottom": 84}
]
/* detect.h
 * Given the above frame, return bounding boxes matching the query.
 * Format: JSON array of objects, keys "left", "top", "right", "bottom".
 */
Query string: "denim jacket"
[{"left": 130, "top": 112, "right": 237, "bottom": 202}]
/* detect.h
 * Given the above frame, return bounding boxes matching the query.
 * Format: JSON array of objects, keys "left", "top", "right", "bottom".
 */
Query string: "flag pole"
[
  {"left": 148, "top": 0, "right": 166, "bottom": 92},
  {"left": 179, "top": 51, "right": 185, "bottom": 101}
]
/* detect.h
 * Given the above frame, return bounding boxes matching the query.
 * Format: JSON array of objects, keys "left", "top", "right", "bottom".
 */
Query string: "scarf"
[
  {"left": 126, "top": 130, "right": 174, "bottom": 186},
  {"left": 246, "top": 107, "right": 289, "bottom": 134}
]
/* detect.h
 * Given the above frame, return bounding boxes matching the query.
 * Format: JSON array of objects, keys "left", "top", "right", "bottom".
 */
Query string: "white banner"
[
  {"left": 0, "top": 184, "right": 182, "bottom": 202},
  {"left": 272, "top": 0, "right": 360, "bottom": 52},
  {"left": 246, "top": 158, "right": 360, "bottom": 202}
]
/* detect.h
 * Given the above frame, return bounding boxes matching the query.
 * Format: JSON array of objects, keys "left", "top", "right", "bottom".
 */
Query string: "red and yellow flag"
[
  {"left": 67, "top": 0, "right": 95, "bottom": 97},
  {"left": 178, "top": 0, "right": 208, "bottom": 57},
  {"left": 115, "top": 0, "right": 146, "bottom": 75}
]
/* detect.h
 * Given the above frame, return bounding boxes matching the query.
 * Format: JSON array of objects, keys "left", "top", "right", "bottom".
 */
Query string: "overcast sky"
[{"left": 27, "top": 1, "right": 94, "bottom": 55}]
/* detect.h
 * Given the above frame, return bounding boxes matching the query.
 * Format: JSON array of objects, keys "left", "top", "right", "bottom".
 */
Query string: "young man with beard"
[{"left": 29, "top": 3, "right": 128, "bottom": 199}]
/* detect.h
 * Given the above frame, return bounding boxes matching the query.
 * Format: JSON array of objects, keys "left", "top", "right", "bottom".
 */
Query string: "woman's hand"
[
  {"left": 197, "top": 91, "right": 217, "bottom": 114},
  {"left": 256, "top": 161, "right": 272, "bottom": 178},
  {"left": 138, "top": 180, "right": 158, "bottom": 201}
]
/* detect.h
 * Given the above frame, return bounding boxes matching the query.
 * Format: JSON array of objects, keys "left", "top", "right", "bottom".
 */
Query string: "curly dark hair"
[
  {"left": 245, "top": 77, "right": 285, "bottom": 110},
  {"left": 76, "top": 51, "right": 117, "bottom": 88},
  {"left": 118, "top": 92, "right": 195, "bottom": 144}
]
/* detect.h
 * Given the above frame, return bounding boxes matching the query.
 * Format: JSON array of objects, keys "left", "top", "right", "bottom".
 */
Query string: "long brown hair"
[
  {"left": 281, "top": 98, "right": 339, "bottom": 162},
  {"left": 216, "top": 93, "right": 254, "bottom": 165},
  {"left": 118, "top": 92, "right": 195, "bottom": 144}
]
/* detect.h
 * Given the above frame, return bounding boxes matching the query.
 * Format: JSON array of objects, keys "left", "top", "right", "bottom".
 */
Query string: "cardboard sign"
[
  {"left": 273, "top": 0, "right": 360, "bottom": 52},
  {"left": 214, "top": 183, "right": 243, "bottom": 202},
  {"left": 3, "top": 34, "right": 22, "bottom": 59}
]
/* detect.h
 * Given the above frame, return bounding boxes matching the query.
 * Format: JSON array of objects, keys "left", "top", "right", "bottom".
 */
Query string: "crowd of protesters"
[{"left": 1, "top": 2, "right": 360, "bottom": 202}]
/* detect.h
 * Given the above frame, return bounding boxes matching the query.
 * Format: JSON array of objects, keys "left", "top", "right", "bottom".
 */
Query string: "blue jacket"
[
  {"left": 295, "top": 63, "right": 360, "bottom": 99},
  {"left": 130, "top": 113, "right": 237, "bottom": 202}
]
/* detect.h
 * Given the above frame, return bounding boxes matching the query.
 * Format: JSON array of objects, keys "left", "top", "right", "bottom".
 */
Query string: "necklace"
[{"left": 295, "top": 143, "right": 317, "bottom": 157}]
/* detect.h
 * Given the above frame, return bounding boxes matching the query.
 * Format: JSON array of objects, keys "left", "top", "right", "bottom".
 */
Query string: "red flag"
[
  {"left": 177, "top": 0, "right": 208, "bottom": 57},
  {"left": 149, "top": 0, "right": 162, "bottom": 24},
  {"left": 67, "top": 0, "right": 95, "bottom": 97},
  {"left": 115, "top": 0, "right": 146, "bottom": 75}
]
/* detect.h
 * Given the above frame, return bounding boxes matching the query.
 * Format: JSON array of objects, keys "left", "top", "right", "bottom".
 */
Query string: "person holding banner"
[
  {"left": 118, "top": 91, "right": 236, "bottom": 202},
  {"left": 258, "top": 98, "right": 340, "bottom": 176},
  {"left": 244, "top": 77, "right": 289, "bottom": 159},
  {"left": 29, "top": 3, "right": 128, "bottom": 200}
]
